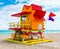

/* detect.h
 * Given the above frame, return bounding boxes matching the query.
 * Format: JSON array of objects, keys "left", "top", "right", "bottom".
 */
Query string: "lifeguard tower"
[{"left": 7, "top": 4, "right": 54, "bottom": 45}]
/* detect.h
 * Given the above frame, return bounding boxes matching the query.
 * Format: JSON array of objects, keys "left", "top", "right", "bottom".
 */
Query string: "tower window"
[{"left": 21, "top": 15, "right": 26, "bottom": 21}]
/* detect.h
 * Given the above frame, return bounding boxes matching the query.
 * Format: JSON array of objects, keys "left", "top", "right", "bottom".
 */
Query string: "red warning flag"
[{"left": 49, "top": 12, "right": 56, "bottom": 17}]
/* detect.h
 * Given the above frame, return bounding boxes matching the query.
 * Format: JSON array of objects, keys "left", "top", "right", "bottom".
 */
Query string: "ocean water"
[
  {"left": 0, "top": 30, "right": 60, "bottom": 35},
  {"left": 0, "top": 30, "right": 14, "bottom": 34}
]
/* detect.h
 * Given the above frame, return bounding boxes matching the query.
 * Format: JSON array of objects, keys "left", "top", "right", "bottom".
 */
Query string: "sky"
[{"left": 0, "top": 0, "right": 60, "bottom": 30}]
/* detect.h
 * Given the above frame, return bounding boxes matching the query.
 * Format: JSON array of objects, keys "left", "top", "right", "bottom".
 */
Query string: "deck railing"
[
  {"left": 9, "top": 22, "right": 20, "bottom": 28},
  {"left": 9, "top": 21, "right": 31, "bottom": 29}
]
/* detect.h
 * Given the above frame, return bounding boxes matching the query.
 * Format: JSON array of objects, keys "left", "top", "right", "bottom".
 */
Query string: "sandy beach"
[{"left": 0, "top": 33, "right": 60, "bottom": 49}]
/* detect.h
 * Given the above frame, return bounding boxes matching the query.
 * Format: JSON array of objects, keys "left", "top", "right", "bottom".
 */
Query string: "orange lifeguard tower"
[
  {"left": 7, "top": 4, "right": 54, "bottom": 45},
  {"left": 9, "top": 4, "right": 46, "bottom": 40}
]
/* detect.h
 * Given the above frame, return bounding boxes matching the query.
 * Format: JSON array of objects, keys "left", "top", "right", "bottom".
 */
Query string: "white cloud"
[
  {"left": 16, "top": 0, "right": 28, "bottom": 2},
  {"left": 16, "top": 0, "right": 30, "bottom": 3},
  {"left": 0, "top": 25, "right": 8, "bottom": 30},
  {"left": 0, "top": 22, "right": 9, "bottom": 30},
  {"left": 29, "top": 0, "right": 60, "bottom": 10},
  {"left": 0, "top": 3, "right": 24, "bottom": 30},
  {"left": 43, "top": 0, "right": 60, "bottom": 8},
  {"left": 0, "top": 0, "right": 60, "bottom": 30}
]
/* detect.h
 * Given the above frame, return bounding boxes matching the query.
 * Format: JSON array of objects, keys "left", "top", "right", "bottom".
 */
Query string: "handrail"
[
  {"left": 9, "top": 21, "right": 31, "bottom": 29},
  {"left": 9, "top": 22, "right": 20, "bottom": 28}
]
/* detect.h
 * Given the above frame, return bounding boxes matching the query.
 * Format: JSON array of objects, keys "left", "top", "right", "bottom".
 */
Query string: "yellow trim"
[
  {"left": 7, "top": 38, "right": 53, "bottom": 45},
  {"left": 21, "top": 29, "right": 42, "bottom": 32}
]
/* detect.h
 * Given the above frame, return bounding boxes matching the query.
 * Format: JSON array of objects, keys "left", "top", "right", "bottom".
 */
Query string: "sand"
[{"left": 0, "top": 33, "right": 60, "bottom": 49}]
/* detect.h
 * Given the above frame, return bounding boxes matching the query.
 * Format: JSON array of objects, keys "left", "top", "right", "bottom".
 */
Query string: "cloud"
[
  {"left": 29, "top": 0, "right": 60, "bottom": 10},
  {"left": 0, "top": 3, "right": 24, "bottom": 30},
  {"left": 0, "top": 0, "right": 31, "bottom": 30},
  {"left": 42, "top": 0, "right": 60, "bottom": 8},
  {"left": 46, "top": 8, "right": 60, "bottom": 12},
  {"left": 0, "top": 21, "right": 9, "bottom": 30},
  {"left": 16, "top": 0, "right": 30, "bottom": 3},
  {"left": 0, "top": 0, "right": 60, "bottom": 30}
]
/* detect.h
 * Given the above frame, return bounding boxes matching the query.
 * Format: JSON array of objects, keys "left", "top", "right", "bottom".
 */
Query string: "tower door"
[
  {"left": 21, "top": 15, "right": 30, "bottom": 30},
  {"left": 38, "top": 24, "right": 42, "bottom": 30}
]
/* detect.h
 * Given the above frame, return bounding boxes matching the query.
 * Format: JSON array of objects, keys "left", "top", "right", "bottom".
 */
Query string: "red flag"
[{"left": 49, "top": 12, "right": 56, "bottom": 17}]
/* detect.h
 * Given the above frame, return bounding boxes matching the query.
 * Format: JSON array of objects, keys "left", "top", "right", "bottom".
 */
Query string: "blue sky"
[{"left": 0, "top": 0, "right": 60, "bottom": 30}]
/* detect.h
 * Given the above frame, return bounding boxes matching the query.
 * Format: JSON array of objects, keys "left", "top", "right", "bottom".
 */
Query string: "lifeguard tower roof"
[{"left": 11, "top": 4, "right": 45, "bottom": 18}]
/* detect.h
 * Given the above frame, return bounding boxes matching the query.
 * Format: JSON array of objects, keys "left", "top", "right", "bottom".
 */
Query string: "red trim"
[
  {"left": 24, "top": 32, "right": 29, "bottom": 35},
  {"left": 9, "top": 28, "right": 21, "bottom": 30},
  {"left": 24, "top": 5, "right": 30, "bottom": 9},
  {"left": 31, "top": 4, "right": 42, "bottom": 10},
  {"left": 11, "top": 12, "right": 31, "bottom": 17}
]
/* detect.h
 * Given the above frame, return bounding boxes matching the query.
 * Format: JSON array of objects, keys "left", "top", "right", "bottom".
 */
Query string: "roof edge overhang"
[{"left": 11, "top": 11, "right": 31, "bottom": 17}]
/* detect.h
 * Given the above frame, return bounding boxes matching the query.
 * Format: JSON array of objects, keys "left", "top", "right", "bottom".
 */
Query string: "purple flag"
[{"left": 48, "top": 16, "right": 54, "bottom": 22}]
